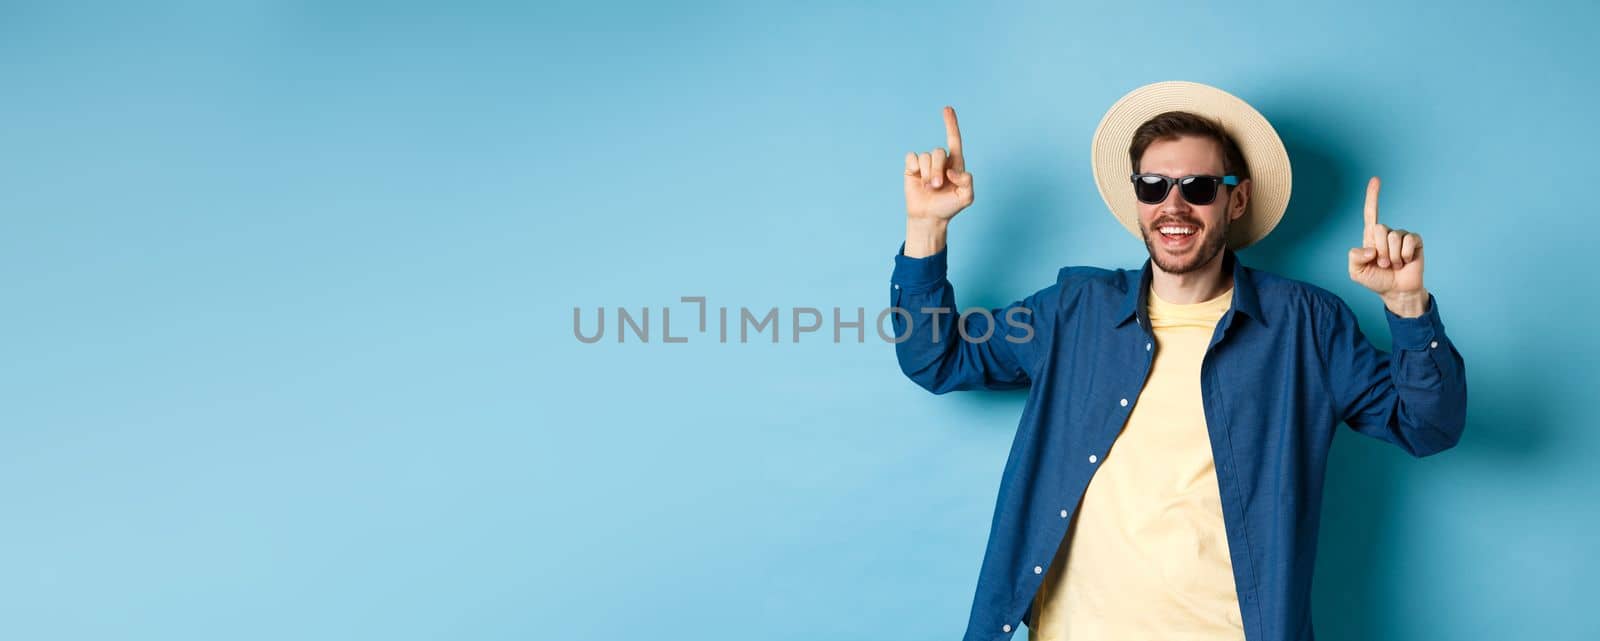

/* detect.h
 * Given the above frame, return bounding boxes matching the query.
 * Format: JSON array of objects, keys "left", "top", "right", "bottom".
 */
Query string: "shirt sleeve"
[
  {"left": 888, "top": 242, "right": 1057, "bottom": 394},
  {"left": 1323, "top": 292, "right": 1468, "bottom": 457}
]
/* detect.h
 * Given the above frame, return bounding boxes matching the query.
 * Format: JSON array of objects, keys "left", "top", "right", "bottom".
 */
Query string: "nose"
[{"left": 1160, "top": 181, "right": 1191, "bottom": 214}]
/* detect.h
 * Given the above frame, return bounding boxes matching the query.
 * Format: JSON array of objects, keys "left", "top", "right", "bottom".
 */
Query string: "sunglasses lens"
[
  {"left": 1133, "top": 175, "right": 1169, "bottom": 204},
  {"left": 1180, "top": 177, "right": 1219, "bottom": 205}
]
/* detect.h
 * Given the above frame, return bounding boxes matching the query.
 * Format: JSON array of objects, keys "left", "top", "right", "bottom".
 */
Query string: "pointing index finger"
[
  {"left": 1363, "top": 176, "right": 1381, "bottom": 248},
  {"left": 1364, "top": 176, "right": 1381, "bottom": 228},
  {"left": 943, "top": 106, "right": 964, "bottom": 172}
]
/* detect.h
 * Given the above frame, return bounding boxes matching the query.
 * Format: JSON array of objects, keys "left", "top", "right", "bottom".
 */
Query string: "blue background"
[{"left": 3, "top": 2, "right": 1595, "bottom": 639}]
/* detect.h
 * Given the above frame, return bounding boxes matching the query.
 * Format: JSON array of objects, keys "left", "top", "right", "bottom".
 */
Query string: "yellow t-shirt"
[{"left": 1029, "top": 282, "right": 1245, "bottom": 640}]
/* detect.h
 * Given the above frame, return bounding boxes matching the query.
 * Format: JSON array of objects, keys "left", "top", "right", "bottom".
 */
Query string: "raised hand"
[
  {"left": 1348, "top": 176, "right": 1429, "bottom": 315},
  {"left": 903, "top": 106, "right": 976, "bottom": 223}
]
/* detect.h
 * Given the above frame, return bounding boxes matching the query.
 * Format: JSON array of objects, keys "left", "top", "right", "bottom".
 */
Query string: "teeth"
[{"left": 1160, "top": 226, "right": 1195, "bottom": 235}]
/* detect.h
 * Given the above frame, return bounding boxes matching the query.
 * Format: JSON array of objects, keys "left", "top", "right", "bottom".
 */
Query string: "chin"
[
  {"left": 1151, "top": 252, "right": 1208, "bottom": 274},
  {"left": 1142, "top": 231, "right": 1226, "bottom": 275}
]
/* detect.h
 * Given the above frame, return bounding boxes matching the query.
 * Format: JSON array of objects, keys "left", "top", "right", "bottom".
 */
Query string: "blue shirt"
[{"left": 888, "top": 243, "right": 1467, "bottom": 641}]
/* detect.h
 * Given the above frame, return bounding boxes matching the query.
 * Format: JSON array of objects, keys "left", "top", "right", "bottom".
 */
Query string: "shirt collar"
[{"left": 1115, "top": 247, "right": 1266, "bottom": 329}]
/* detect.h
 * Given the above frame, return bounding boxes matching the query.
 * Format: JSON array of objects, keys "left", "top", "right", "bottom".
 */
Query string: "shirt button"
[
  {"left": 1002, "top": 624, "right": 1012, "bottom": 633},
  {"left": 1430, "top": 340, "right": 1438, "bottom": 349},
  {"left": 1034, "top": 565, "right": 1043, "bottom": 574},
  {"left": 1120, "top": 398, "right": 1128, "bottom": 407},
  {"left": 1146, "top": 342, "right": 1152, "bottom": 351},
  {"left": 893, "top": 284, "right": 900, "bottom": 290},
  {"left": 1060, "top": 509, "right": 1069, "bottom": 518},
  {"left": 1088, "top": 454, "right": 1098, "bottom": 463}
]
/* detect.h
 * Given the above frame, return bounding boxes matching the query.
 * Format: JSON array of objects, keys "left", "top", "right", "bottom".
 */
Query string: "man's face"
[{"left": 1135, "top": 135, "right": 1250, "bottom": 274}]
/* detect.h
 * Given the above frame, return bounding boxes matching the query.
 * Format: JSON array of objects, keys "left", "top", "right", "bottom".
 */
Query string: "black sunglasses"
[{"left": 1130, "top": 173, "right": 1239, "bottom": 205}]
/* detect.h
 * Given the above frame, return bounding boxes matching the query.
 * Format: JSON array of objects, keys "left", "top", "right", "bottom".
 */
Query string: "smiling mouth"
[{"left": 1155, "top": 222, "right": 1200, "bottom": 247}]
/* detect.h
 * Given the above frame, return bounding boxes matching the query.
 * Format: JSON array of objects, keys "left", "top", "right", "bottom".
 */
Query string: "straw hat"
[{"left": 1090, "top": 81, "right": 1292, "bottom": 250}]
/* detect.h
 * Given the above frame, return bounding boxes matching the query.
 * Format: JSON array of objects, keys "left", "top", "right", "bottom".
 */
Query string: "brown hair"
[{"left": 1129, "top": 111, "right": 1249, "bottom": 179}]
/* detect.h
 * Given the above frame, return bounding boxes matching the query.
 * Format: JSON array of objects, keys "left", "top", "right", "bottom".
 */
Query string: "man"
[{"left": 889, "top": 81, "right": 1466, "bottom": 641}]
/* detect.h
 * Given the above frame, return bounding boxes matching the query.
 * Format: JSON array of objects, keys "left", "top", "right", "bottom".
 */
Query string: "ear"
[{"left": 1229, "top": 178, "right": 1251, "bottom": 222}]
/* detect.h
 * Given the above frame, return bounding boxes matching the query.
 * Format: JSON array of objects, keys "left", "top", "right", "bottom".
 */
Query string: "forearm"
[
  {"left": 888, "top": 241, "right": 1036, "bottom": 394},
  {"left": 1330, "top": 292, "right": 1468, "bottom": 457},
  {"left": 904, "top": 218, "right": 948, "bottom": 259},
  {"left": 1379, "top": 294, "right": 1467, "bottom": 455},
  {"left": 1381, "top": 288, "right": 1430, "bottom": 318}
]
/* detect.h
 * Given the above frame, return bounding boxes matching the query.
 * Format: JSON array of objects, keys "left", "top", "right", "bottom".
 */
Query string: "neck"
[{"left": 1150, "top": 249, "right": 1233, "bottom": 304}]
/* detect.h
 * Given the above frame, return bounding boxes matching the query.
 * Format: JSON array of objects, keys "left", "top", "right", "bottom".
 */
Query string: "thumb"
[
  {"left": 1348, "top": 246, "right": 1376, "bottom": 273},
  {"left": 947, "top": 169, "right": 975, "bottom": 203}
]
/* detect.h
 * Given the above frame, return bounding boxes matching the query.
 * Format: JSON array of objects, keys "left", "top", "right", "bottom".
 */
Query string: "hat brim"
[{"left": 1090, "top": 81, "right": 1292, "bottom": 250}]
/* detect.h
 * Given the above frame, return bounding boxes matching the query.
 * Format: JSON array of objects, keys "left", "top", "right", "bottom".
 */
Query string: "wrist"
[
  {"left": 1382, "top": 289, "right": 1430, "bottom": 318},
  {"left": 904, "top": 218, "right": 949, "bottom": 258}
]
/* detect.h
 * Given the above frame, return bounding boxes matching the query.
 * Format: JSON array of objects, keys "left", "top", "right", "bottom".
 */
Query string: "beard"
[{"left": 1140, "top": 214, "right": 1230, "bottom": 275}]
